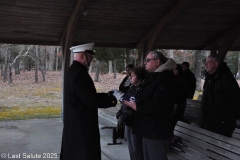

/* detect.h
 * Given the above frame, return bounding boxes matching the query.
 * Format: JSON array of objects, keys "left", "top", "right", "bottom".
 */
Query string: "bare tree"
[
  {"left": 38, "top": 46, "right": 45, "bottom": 82},
  {"left": 3, "top": 44, "right": 12, "bottom": 82},
  {"left": 94, "top": 60, "right": 101, "bottom": 82},
  {"left": 113, "top": 59, "right": 117, "bottom": 79},
  {"left": 108, "top": 60, "right": 113, "bottom": 74},
  {"left": 194, "top": 50, "right": 204, "bottom": 91},
  {"left": 167, "top": 50, "right": 174, "bottom": 58},
  {"left": 34, "top": 46, "right": 39, "bottom": 83}
]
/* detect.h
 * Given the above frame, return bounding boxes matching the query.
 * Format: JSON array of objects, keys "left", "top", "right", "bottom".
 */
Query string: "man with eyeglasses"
[
  {"left": 60, "top": 43, "right": 119, "bottom": 160},
  {"left": 124, "top": 51, "right": 177, "bottom": 160},
  {"left": 201, "top": 54, "right": 240, "bottom": 137}
]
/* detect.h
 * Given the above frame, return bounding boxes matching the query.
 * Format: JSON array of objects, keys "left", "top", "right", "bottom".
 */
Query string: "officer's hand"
[
  {"left": 108, "top": 90, "right": 118, "bottom": 96},
  {"left": 112, "top": 90, "right": 124, "bottom": 101}
]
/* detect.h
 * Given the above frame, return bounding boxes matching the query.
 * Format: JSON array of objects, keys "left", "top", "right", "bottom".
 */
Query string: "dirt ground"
[{"left": 0, "top": 71, "right": 125, "bottom": 108}]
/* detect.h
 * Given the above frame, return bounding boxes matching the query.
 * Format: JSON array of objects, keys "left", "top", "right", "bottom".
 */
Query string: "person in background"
[
  {"left": 173, "top": 64, "right": 188, "bottom": 126},
  {"left": 116, "top": 64, "right": 135, "bottom": 138},
  {"left": 181, "top": 61, "right": 196, "bottom": 99},
  {"left": 60, "top": 43, "right": 121, "bottom": 160},
  {"left": 119, "top": 64, "right": 135, "bottom": 93},
  {"left": 201, "top": 54, "right": 240, "bottom": 137},
  {"left": 169, "top": 64, "right": 188, "bottom": 149},
  {"left": 116, "top": 67, "right": 146, "bottom": 160},
  {"left": 124, "top": 51, "right": 176, "bottom": 160}
]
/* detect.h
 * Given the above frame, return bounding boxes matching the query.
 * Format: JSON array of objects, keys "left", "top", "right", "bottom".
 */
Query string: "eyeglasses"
[
  {"left": 206, "top": 60, "right": 216, "bottom": 64},
  {"left": 145, "top": 58, "right": 157, "bottom": 63}
]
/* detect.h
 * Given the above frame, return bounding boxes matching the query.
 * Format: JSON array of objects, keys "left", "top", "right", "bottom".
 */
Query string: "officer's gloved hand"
[
  {"left": 117, "top": 118, "right": 125, "bottom": 129},
  {"left": 108, "top": 90, "right": 118, "bottom": 96},
  {"left": 112, "top": 90, "right": 124, "bottom": 101}
]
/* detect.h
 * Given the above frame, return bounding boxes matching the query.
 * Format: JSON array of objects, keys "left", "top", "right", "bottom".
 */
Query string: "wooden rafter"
[
  {"left": 203, "top": 22, "right": 240, "bottom": 61},
  {"left": 136, "top": 0, "right": 192, "bottom": 52},
  {"left": 203, "top": 22, "right": 240, "bottom": 51}
]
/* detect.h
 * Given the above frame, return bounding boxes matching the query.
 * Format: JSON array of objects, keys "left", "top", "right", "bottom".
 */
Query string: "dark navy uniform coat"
[{"left": 60, "top": 61, "right": 117, "bottom": 160}]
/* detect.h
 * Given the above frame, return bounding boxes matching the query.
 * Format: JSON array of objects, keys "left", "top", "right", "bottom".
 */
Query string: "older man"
[
  {"left": 60, "top": 43, "right": 121, "bottom": 160},
  {"left": 201, "top": 54, "right": 240, "bottom": 137},
  {"left": 124, "top": 51, "right": 176, "bottom": 160}
]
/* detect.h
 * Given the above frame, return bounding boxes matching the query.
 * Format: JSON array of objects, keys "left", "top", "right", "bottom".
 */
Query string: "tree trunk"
[
  {"left": 14, "top": 59, "right": 20, "bottom": 75},
  {"left": 126, "top": 48, "right": 130, "bottom": 65},
  {"left": 88, "top": 62, "right": 93, "bottom": 73},
  {"left": 55, "top": 47, "right": 59, "bottom": 71},
  {"left": 113, "top": 59, "right": 116, "bottom": 79},
  {"left": 108, "top": 60, "right": 113, "bottom": 74},
  {"left": 3, "top": 47, "right": 9, "bottom": 82},
  {"left": 9, "top": 65, "right": 12, "bottom": 83},
  {"left": 48, "top": 46, "right": 55, "bottom": 71},
  {"left": 38, "top": 46, "right": 45, "bottom": 82},
  {"left": 94, "top": 60, "right": 101, "bottom": 82},
  {"left": 167, "top": 50, "right": 174, "bottom": 58},
  {"left": 35, "top": 46, "right": 39, "bottom": 83},
  {"left": 1, "top": 65, "right": 3, "bottom": 76},
  {"left": 194, "top": 50, "right": 203, "bottom": 91}
]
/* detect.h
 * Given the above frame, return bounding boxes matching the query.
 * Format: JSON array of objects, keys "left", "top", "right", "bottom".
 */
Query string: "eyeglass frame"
[{"left": 144, "top": 58, "right": 158, "bottom": 63}]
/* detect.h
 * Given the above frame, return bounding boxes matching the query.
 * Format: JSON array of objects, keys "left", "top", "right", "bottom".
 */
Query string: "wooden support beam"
[
  {"left": 60, "top": 0, "right": 89, "bottom": 120},
  {"left": 210, "top": 41, "right": 217, "bottom": 55},
  {"left": 203, "top": 22, "right": 240, "bottom": 56},
  {"left": 140, "top": 41, "right": 148, "bottom": 67},
  {"left": 136, "top": 0, "right": 191, "bottom": 53},
  {"left": 218, "top": 22, "right": 240, "bottom": 62}
]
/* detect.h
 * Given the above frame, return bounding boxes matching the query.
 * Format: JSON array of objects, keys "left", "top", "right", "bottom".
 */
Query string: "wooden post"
[{"left": 60, "top": 0, "right": 89, "bottom": 121}]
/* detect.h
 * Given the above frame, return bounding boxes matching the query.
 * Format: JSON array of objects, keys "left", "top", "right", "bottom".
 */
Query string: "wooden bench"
[
  {"left": 183, "top": 99, "right": 201, "bottom": 125},
  {"left": 98, "top": 105, "right": 123, "bottom": 145},
  {"left": 168, "top": 121, "right": 240, "bottom": 160}
]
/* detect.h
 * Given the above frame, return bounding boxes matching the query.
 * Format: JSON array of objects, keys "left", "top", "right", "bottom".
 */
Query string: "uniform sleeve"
[{"left": 73, "top": 73, "right": 117, "bottom": 108}]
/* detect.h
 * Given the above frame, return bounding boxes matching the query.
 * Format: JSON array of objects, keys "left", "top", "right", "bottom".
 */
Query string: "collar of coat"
[
  {"left": 155, "top": 58, "right": 177, "bottom": 73},
  {"left": 72, "top": 60, "right": 88, "bottom": 70},
  {"left": 205, "top": 62, "right": 230, "bottom": 81}
]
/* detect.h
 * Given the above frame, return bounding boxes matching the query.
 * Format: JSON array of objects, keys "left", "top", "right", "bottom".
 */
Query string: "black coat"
[
  {"left": 116, "top": 85, "right": 141, "bottom": 126},
  {"left": 183, "top": 69, "right": 196, "bottom": 99},
  {"left": 201, "top": 62, "right": 240, "bottom": 137},
  {"left": 119, "top": 76, "right": 131, "bottom": 93},
  {"left": 133, "top": 70, "right": 175, "bottom": 139},
  {"left": 60, "top": 61, "right": 117, "bottom": 160}
]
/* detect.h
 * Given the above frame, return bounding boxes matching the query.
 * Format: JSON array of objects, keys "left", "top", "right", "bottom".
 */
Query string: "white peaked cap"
[{"left": 70, "top": 43, "right": 94, "bottom": 53}]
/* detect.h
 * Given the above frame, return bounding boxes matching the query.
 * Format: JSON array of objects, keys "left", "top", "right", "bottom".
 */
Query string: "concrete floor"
[{"left": 0, "top": 118, "right": 130, "bottom": 160}]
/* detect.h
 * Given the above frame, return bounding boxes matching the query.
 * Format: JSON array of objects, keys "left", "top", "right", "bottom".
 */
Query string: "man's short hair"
[
  {"left": 181, "top": 62, "right": 190, "bottom": 68},
  {"left": 151, "top": 51, "right": 168, "bottom": 64},
  {"left": 126, "top": 64, "right": 134, "bottom": 69},
  {"left": 208, "top": 54, "right": 220, "bottom": 63}
]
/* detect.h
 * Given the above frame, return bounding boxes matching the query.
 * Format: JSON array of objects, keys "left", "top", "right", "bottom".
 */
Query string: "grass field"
[{"left": 0, "top": 71, "right": 124, "bottom": 121}]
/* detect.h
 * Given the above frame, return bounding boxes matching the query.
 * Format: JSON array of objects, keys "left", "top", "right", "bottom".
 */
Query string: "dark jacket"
[
  {"left": 174, "top": 74, "right": 188, "bottom": 104},
  {"left": 116, "top": 85, "right": 142, "bottom": 126},
  {"left": 183, "top": 69, "right": 196, "bottom": 99},
  {"left": 60, "top": 61, "right": 117, "bottom": 160},
  {"left": 201, "top": 62, "right": 240, "bottom": 137},
  {"left": 119, "top": 76, "right": 131, "bottom": 93},
  {"left": 133, "top": 59, "right": 176, "bottom": 139}
]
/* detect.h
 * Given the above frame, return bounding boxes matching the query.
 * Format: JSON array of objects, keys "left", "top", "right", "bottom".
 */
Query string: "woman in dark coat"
[
  {"left": 60, "top": 43, "right": 117, "bottom": 160},
  {"left": 116, "top": 67, "right": 147, "bottom": 160}
]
